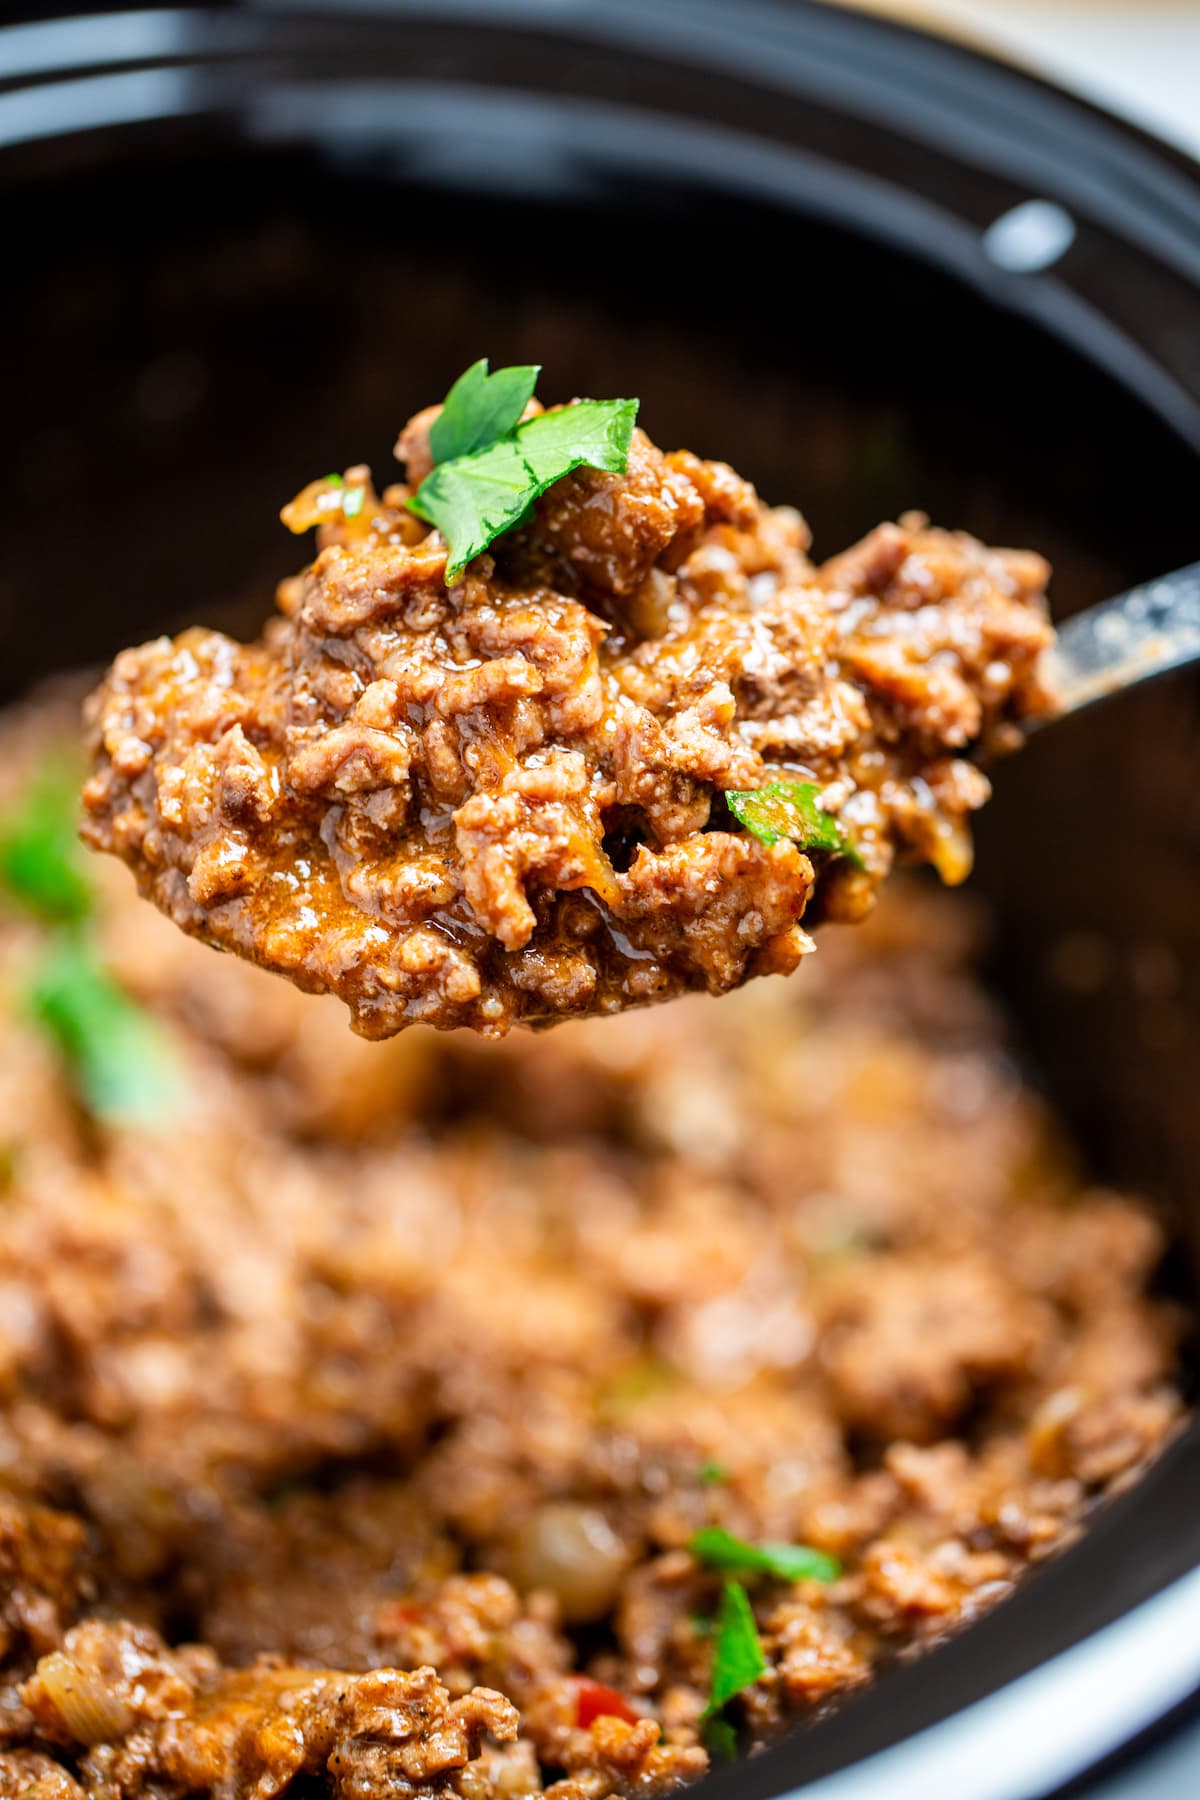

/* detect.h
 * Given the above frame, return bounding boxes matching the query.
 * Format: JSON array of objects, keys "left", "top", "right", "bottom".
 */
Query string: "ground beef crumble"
[
  {"left": 21, "top": 1624, "right": 520, "bottom": 1800},
  {"left": 0, "top": 706, "right": 1184, "bottom": 1799},
  {"left": 81, "top": 406, "right": 1055, "bottom": 1036}
]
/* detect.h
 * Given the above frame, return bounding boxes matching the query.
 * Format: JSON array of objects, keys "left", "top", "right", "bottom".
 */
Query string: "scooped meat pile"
[
  {"left": 82, "top": 403, "right": 1055, "bottom": 1036},
  {"left": 0, "top": 709, "right": 1183, "bottom": 1799}
]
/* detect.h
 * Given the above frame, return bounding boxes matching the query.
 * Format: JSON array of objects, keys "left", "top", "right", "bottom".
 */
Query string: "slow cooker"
[{"left": 2, "top": 3, "right": 1198, "bottom": 1795}]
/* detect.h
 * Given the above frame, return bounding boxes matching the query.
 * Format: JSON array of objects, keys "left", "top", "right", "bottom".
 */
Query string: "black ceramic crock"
[{"left": 2, "top": 4, "right": 1198, "bottom": 1795}]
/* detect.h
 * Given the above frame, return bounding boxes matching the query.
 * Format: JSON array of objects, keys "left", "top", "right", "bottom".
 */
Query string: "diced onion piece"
[
  {"left": 33, "top": 1650, "right": 134, "bottom": 1745},
  {"left": 506, "top": 1502, "right": 632, "bottom": 1624},
  {"left": 280, "top": 476, "right": 353, "bottom": 535},
  {"left": 926, "top": 811, "right": 974, "bottom": 887}
]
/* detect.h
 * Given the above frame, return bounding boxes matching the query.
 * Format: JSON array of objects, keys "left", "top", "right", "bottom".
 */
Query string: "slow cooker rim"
[{"left": 2, "top": 0, "right": 1200, "bottom": 447}]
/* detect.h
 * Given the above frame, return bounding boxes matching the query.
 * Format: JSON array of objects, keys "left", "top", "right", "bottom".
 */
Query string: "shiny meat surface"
[
  {"left": 0, "top": 708, "right": 1184, "bottom": 1798},
  {"left": 82, "top": 409, "right": 1055, "bottom": 1035}
]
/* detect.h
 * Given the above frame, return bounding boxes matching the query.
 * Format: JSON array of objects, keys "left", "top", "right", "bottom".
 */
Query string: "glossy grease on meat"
[
  {"left": 82, "top": 412, "right": 1054, "bottom": 1034},
  {"left": 0, "top": 701, "right": 1184, "bottom": 1797}
]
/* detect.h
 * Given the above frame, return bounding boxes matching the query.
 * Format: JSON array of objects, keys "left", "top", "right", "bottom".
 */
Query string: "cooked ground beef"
[
  {"left": 0, "top": 708, "right": 1183, "bottom": 1799},
  {"left": 82, "top": 406, "right": 1054, "bottom": 1036}
]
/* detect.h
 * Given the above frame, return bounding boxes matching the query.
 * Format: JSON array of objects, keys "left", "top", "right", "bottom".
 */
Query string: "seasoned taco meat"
[
  {"left": 82, "top": 405, "right": 1055, "bottom": 1036},
  {"left": 0, "top": 707, "right": 1185, "bottom": 1798}
]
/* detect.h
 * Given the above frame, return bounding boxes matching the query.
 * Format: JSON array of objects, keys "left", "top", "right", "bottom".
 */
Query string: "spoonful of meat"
[{"left": 79, "top": 361, "right": 1193, "bottom": 1038}]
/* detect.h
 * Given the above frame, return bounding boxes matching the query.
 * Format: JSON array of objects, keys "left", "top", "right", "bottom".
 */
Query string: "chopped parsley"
[
  {"left": 428, "top": 358, "right": 540, "bottom": 464},
  {"left": 704, "top": 1717, "right": 738, "bottom": 1761},
  {"left": 724, "top": 780, "right": 863, "bottom": 868},
  {"left": 594, "top": 1356, "right": 676, "bottom": 1423},
  {"left": 701, "top": 1579, "right": 766, "bottom": 1758},
  {"left": 28, "top": 937, "right": 178, "bottom": 1125},
  {"left": 690, "top": 1526, "right": 841, "bottom": 1586},
  {"left": 697, "top": 1461, "right": 728, "bottom": 1487},
  {"left": 409, "top": 361, "right": 638, "bottom": 582},
  {"left": 707, "top": 1581, "right": 766, "bottom": 1711},
  {"left": 0, "top": 767, "right": 93, "bottom": 923},
  {"left": 281, "top": 472, "right": 369, "bottom": 534},
  {"left": 0, "top": 766, "right": 177, "bottom": 1124}
]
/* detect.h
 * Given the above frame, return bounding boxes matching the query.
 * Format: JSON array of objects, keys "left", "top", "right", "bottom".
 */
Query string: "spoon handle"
[{"left": 1044, "top": 560, "right": 1200, "bottom": 719}]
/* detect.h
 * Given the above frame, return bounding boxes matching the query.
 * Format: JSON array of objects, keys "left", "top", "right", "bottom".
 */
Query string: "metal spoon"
[{"left": 1039, "top": 561, "right": 1200, "bottom": 721}]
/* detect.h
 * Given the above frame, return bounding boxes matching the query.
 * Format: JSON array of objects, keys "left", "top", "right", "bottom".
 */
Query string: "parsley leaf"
[
  {"left": 510, "top": 398, "right": 639, "bottom": 484},
  {"left": 705, "top": 1580, "right": 766, "bottom": 1719},
  {"left": 697, "top": 1461, "right": 728, "bottom": 1487},
  {"left": 0, "top": 766, "right": 93, "bottom": 924},
  {"left": 0, "top": 765, "right": 177, "bottom": 1126},
  {"left": 409, "top": 368, "right": 638, "bottom": 582},
  {"left": 690, "top": 1526, "right": 841, "bottom": 1586},
  {"left": 27, "top": 937, "right": 179, "bottom": 1125},
  {"left": 409, "top": 438, "right": 537, "bottom": 579},
  {"left": 724, "top": 780, "right": 863, "bottom": 868},
  {"left": 595, "top": 1356, "right": 677, "bottom": 1423},
  {"left": 428, "top": 358, "right": 541, "bottom": 464},
  {"left": 703, "top": 1717, "right": 738, "bottom": 1761}
]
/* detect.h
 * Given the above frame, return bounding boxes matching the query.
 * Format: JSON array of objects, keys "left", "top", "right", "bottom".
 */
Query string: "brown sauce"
[
  {"left": 0, "top": 700, "right": 1182, "bottom": 1796},
  {"left": 82, "top": 404, "right": 1054, "bottom": 1036}
]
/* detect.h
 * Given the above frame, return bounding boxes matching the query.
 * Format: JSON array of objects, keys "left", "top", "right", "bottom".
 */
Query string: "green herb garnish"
[
  {"left": 704, "top": 1717, "right": 738, "bottom": 1761},
  {"left": 707, "top": 1581, "right": 766, "bottom": 1711},
  {"left": 595, "top": 1356, "right": 677, "bottom": 1423},
  {"left": 428, "top": 358, "right": 540, "bottom": 464},
  {"left": 690, "top": 1526, "right": 841, "bottom": 1586},
  {"left": 724, "top": 780, "right": 863, "bottom": 868},
  {"left": 409, "top": 361, "right": 638, "bottom": 582},
  {"left": 27, "top": 938, "right": 178, "bottom": 1125},
  {"left": 701, "top": 1579, "right": 766, "bottom": 1756},
  {"left": 0, "top": 768, "right": 93, "bottom": 923},
  {"left": 698, "top": 1461, "right": 728, "bottom": 1487},
  {"left": 1, "top": 767, "right": 176, "bottom": 1125},
  {"left": 325, "top": 474, "right": 366, "bottom": 519}
]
